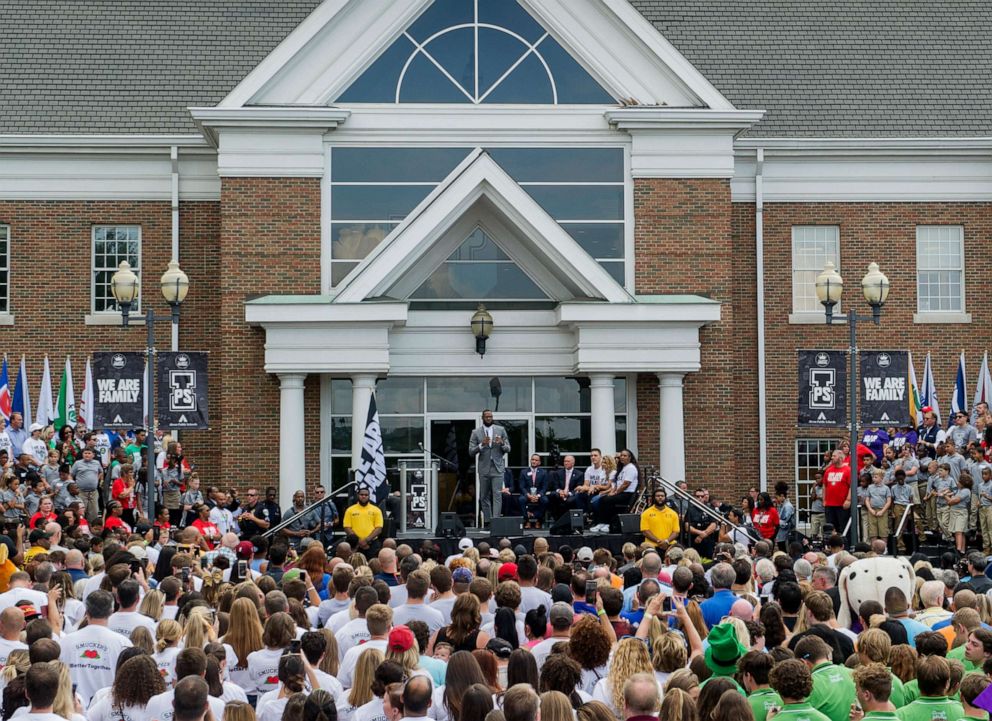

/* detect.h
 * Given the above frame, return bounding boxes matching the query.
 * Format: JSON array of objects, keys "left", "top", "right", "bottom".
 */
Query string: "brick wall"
[
  {"left": 219, "top": 177, "right": 322, "bottom": 491},
  {"left": 0, "top": 199, "right": 222, "bottom": 478},
  {"left": 633, "top": 179, "right": 741, "bottom": 496},
  {"left": 732, "top": 201, "right": 992, "bottom": 492}
]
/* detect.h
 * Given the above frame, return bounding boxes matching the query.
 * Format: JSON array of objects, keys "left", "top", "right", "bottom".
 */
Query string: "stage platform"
[{"left": 396, "top": 529, "right": 630, "bottom": 557}]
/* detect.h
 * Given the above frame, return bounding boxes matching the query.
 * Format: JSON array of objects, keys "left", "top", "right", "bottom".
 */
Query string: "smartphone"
[
  {"left": 585, "top": 579, "right": 598, "bottom": 605},
  {"left": 289, "top": 639, "right": 301, "bottom": 654},
  {"left": 238, "top": 560, "right": 248, "bottom": 578},
  {"left": 169, "top": 527, "right": 177, "bottom": 541},
  {"left": 181, "top": 567, "right": 191, "bottom": 583}
]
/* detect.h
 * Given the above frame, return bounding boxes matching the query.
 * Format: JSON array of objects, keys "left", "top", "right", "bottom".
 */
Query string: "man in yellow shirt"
[
  {"left": 640, "top": 488, "right": 679, "bottom": 548},
  {"left": 343, "top": 488, "right": 383, "bottom": 552}
]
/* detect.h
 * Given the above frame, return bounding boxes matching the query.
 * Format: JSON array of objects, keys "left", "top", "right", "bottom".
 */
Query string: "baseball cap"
[
  {"left": 128, "top": 545, "right": 148, "bottom": 561},
  {"left": 551, "top": 583, "right": 573, "bottom": 604},
  {"left": 452, "top": 567, "right": 474, "bottom": 584},
  {"left": 14, "top": 602, "right": 41, "bottom": 620},
  {"left": 28, "top": 529, "right": 52, "bottom": 544},
  {"left": 576, "top": 546, "right": 594, "bottom": 563},
  {"left": 549, "top": 601, "right": 574, "bottom": 628},
  {"left": 388, "top": 625, "right": 415, "bottom": 653},
  {"left": 497, "top": 562, "right": 518, "bottom": 582},
  {"left": 29, "top": 423, "right": 43, "bottom": 432},
  {"left": 236, "top": 541, "right": 256, "bottom": 558},
  {"left": 458, "top": 538, "right": 474, "bottom": 551},
  {"left": 513, "top": 544, "right": 527, "bottom": 558}
]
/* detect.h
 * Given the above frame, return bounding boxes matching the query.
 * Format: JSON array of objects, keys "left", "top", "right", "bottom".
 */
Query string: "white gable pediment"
[
  {"left": 221, "top": 0, "right": 734, "bottom": 110},
  {"left": 332, "top": 149, "right": 633, "bottom": 304}
]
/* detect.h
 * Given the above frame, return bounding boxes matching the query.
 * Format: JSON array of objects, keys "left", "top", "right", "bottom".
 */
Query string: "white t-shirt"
[
  {"left": 325, "top": 606, "right": 352, "bottom": 632},
  {"left": 518, "top": 586, "right": 552, "bottom": 616},
  {"left": 353, "top": 697, "right": 388, "bottom": 721},
  {"left": 0, "top": 636, "right": 28, "bottom": 663},
  {"left": 312, "top": 668, "right": 345, "bottom": 699},
  {"left": 93, "top": 433, "right": 112, "bottom": 467},
  {"left": 220, "top": 682, "right": 249, "bottom": 704},
  {"left": 393, "top": 604, "right": 446, "bottom": 635},
  {"left": 160, "top": 605, "right": 179, "bottom": 621},
  {"left": 428, "top": 596, "right": 456, "bottom": 625},
  {"left": 247, "top": 646, "right": 286, "bottom": 695},
  {"left": 59, "top": 624, "right": 133, "bottom": 705},
  {"left": 317, "top": 597, "right": 351, "bottom": 625},
  {"left": 108, "top": 610, "right": 157, "bottom": 639},
  {"left": 145, "top": 689, "right": 224, "bottom": 721},
  {"left": 153, "top": 646, "right": 181, "bottom": 687},
  {"left": 23, "top": 438, "right": 49, "bottom": 466},
  {"left": 256, "top": 696, "right": 289, "bottom": 721},
  {"left": 338, "top": 639, "right": 388, "bottom": 689},
  {"left": 529, "top": 635, "right": 565, "bottom": 670},
  {"left": 18, "top": 713, "right": 85, "bottom": 721},
  {"left": 335, "top": 617, "right": 371, "bottom": 660},
  {"left": 0, "top": 586, "right": 49, "bottom": 612},
  {"left": 82, "top": 572, "right": 107, "bottom": 600},
  {"left": 86, "top": 696, "right": 150, "bottom": 721}
]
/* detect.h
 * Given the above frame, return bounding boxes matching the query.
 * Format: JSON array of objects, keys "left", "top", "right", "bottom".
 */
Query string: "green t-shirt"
[
  {"left": 808, "top": 662, "right": 857, "bottom": 721},
  {"left": 890, "top": 673, "right": 907, "bottom": 708},
  {"left": 864, "top": 712, "right": 901, "bottom": 721},
  {"left": 748, "top": 687, "right": 784, "bottom": 721},
  {"left": 896, "top": 697, "right": 965, "bottom": 721},
  {"left": 771, "top": 702, "right": 832, "bottom": 721}
]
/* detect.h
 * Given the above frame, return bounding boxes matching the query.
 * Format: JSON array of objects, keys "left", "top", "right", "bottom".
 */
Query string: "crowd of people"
[{"left": 0, "top": 513, "right": 989, "bottom": 721}]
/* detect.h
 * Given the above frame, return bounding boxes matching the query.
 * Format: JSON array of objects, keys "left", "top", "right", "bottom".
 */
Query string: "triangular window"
[
  {"left": 411, "top": 227, "right": 549, "bottom": 300},
  {"left": 338, "top": 0, "right": 614, "bottom": 104}
]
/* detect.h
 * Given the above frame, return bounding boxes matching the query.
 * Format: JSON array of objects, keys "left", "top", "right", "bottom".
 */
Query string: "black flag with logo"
[
  {"left": 156, "top": 352, "right": 209, "bottom": 430},
  {"left": 860, "top": 350, "right": 909, "bottom": 426},
  {"left": 93, "top": 352, "right": 146, "bottom": 430},
  {"left": 798, "top": 350, "right": 847, "bottom": 427}
]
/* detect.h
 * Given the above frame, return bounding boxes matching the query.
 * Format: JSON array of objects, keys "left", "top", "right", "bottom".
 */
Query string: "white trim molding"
[
  {"left": 84, "top": 313, "right": 146, "bottom": 326},
  {"left": 189, "top": 107, "right": 351, "bottom": 177},
  {"left": 733, "top": 137, "right": 992, "bottom": 202},
  {"left": 608, "top": 108, "right": 764, "bottom": 178},
  {"left": 0, "top": 315, "right": 14, "bottom": 327},
  {"left": 913, "top": 312, "right": 972, "bottom": 324},
  {"left": 220, "top": 0, "right": 733, "bottom": 110}
]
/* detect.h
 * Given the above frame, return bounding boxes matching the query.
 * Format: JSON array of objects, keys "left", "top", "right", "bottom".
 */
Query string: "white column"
[
  {"left": 658, "top": 373, "right": 686, "bottom": 482},
  {"left": 589, "top": 374, "right": 616, "bottom": 457},
  {"left": 278, "top": 373, "right": 306, "bottom": 511},
  {"left": 350, "top": 374, "right": 378, "bottom": 472}
]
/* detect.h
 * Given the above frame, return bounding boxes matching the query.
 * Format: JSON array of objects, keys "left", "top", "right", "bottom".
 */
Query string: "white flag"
[
  {"left": 973, "top": 351, "right": 992, "bottom": 413},
  {"left": 79, "top": 357, "right": 94, "bottom": 430},
  {"left": 37, "top": 356, "right": 54, "bottom": 427},
  {"left": 922, "top": 352, "right": 941, "bottom": 424}
]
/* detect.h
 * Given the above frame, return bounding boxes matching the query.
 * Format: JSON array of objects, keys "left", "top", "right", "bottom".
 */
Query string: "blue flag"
[
  {"left": 950, "top": 351, "right": 968, "bottom": 426},
  {"left": 10, "top": 356, "right": 31, "bottom": 429}
]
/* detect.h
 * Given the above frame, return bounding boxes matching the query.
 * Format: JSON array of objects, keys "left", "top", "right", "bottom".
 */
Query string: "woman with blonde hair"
[
  {"left": 223, "top": 701, "right": 257, "bottom": 721},
  {"left": 139, "top": 589, "right": 164, "bottom": 622},
  {"left": 576, "top": 701, "right": 617, "bottom": 721},
  {"left": 182, "top": 606, "right": 219, "bottom": 650},
  {"left": 660, "top": 687, "right": 698, "bottom": 721},
  {"left": 539, "top": 691, "right": 573, "bottom": 721},
  {"left": 222, "top": 596, "right": 264, "bottom": 691},
  {"left": 336, "top": 648, "right": 384, "bottom": 721},
  {"left": 129, "top": 625, "right": 154, "bottom": 654},
  {"left": 664, "top": 669, "right": 700, "bottom": 701},
  {"left": 318, "top": 628, "right": 340, "bottom": 677},
  {"left": 651, "top": 629, "right": 688, "bottom": 689},
  {"left": 591, "top": 637, "right": 657, "bottom": 716},
  {"left": 153, "top": 619, "right": 183, "bottom": 686},
  {"left": 46, "top": 661, "right": 84, "bottom": 721},
  {"left": 385, "top": 625, "right": 422, "bottom": 677}
]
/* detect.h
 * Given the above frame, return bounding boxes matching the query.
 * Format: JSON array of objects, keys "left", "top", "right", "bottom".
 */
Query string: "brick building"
[{"left": 2, "top": 1, "right": 990, "bottom": 518}]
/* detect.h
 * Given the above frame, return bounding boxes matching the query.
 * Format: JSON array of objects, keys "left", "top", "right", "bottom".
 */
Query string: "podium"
[{"left": 397, "top": 460, "right": 440, "bottom": 537}]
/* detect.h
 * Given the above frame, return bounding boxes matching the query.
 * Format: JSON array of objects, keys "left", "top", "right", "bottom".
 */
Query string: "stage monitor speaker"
[
  {"left": 619, "top": 514, "right": 640, "bottom": 534},
  {"left": 491, "top": 516, "right": 523, "bottom": 537},
  {"left": 436, "top": 512, "right": 466, "bottom": 538}
]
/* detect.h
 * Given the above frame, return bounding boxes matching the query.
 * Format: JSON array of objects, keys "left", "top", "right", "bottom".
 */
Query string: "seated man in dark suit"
[
  {"left": 546, "top": 454, "right": 582, "bottom": 523},
  {"left": 500, "top": 467, "right": 521, "bottom": 517},
  {"left": 518, "top": 454, "right": 548, "bottom": 527}
]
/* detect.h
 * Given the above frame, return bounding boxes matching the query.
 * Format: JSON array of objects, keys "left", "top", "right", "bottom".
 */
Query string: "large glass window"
[
  {"left": 338, "top": 0, "right": 614, "bottom": 105},
  {"left": 92, "top": 225, "right": 140, "bottom": 313},
  {"left": 795, "top": 438, "right": 833, "bottom": 530},
  {"left": 329, "top": 146, "right": 627, "bottom": 288},
  {"left": 792, "top": 226, "right": 840, "bottom": 314},
  {"left": 327, "top": 376, "right": 628, "bottom": 489},
  {"left": 916, "top": 225, "right": 965, "bottom": 312}
]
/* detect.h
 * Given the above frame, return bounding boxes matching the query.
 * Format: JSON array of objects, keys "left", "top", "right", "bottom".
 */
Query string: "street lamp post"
[
  {"left": 816, "top": 261, "right": 890, "bottom": 547},
  {"left": 110, "top": 260, "right": 190, "bottom": 522}
]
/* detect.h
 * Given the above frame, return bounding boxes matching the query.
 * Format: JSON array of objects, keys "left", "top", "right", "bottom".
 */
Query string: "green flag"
[{"left": 53, "top": 357, "right": 76, "bottom": 429}]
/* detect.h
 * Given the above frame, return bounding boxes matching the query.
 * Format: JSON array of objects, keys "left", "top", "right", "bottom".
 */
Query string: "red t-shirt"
[
  {"left": 191, "top": 519, "right": 219, "bottom": 549},
  {"left": 854, "top": 443, "right": 874, "bottom": 472},
  {"left": 751, "top": 507, "right": 780, "bottom": 539},
  {"left": 823, "top": 463, "right": 852, "bottom": 506},
  {"left": 105, "top": 515, "right": 132, "bottom": 535},
  {"left": 29, "top": 512, "right": 56, "bottom": 529},
  {"left": 111, "top": 478, "right": 138, "bottom": 510}
]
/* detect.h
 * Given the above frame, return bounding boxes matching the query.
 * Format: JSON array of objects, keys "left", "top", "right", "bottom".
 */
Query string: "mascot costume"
[{"left": 836, "top": 555, "right": 917, "bottom": 629}]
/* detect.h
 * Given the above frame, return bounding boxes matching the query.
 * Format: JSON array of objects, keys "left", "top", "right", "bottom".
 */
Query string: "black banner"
[
  {"left": 798, "top": 350, "right": 848, "bottom": 427},
  {"left": 860, "top": 350, "right": 909, "bottom": 426},
  {"left": 92, "top": 352, "right": 146, "bottom": 430},
  {"left": 156, "top": 352, "right": 209, "bottom": 430}
]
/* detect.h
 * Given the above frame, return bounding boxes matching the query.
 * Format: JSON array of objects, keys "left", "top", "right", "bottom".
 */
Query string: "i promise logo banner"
[{"left": 860, "top": 351, "right": 910, "bottom": 426}]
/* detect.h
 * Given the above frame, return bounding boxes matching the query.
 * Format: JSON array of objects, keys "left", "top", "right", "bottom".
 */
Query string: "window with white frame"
[
  {"left": 795, "top": 438, "right": 834, "bottom": 528},
  {"left": 92, "top": 225, "right": 140, "bottom": 313},
  {"left": 916, "top": 225, "right": 964, "bottom": 312},
  {"left": 0, "top": 225, "right": 8, "bottom": 313},
  {"left": 792, "top": 226, "right": 840, "bottom": 313}
]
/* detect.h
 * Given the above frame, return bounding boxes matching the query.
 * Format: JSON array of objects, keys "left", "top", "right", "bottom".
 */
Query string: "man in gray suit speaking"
[{"left": 469, "top": 409, "right": 511, "bottom": 524}]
